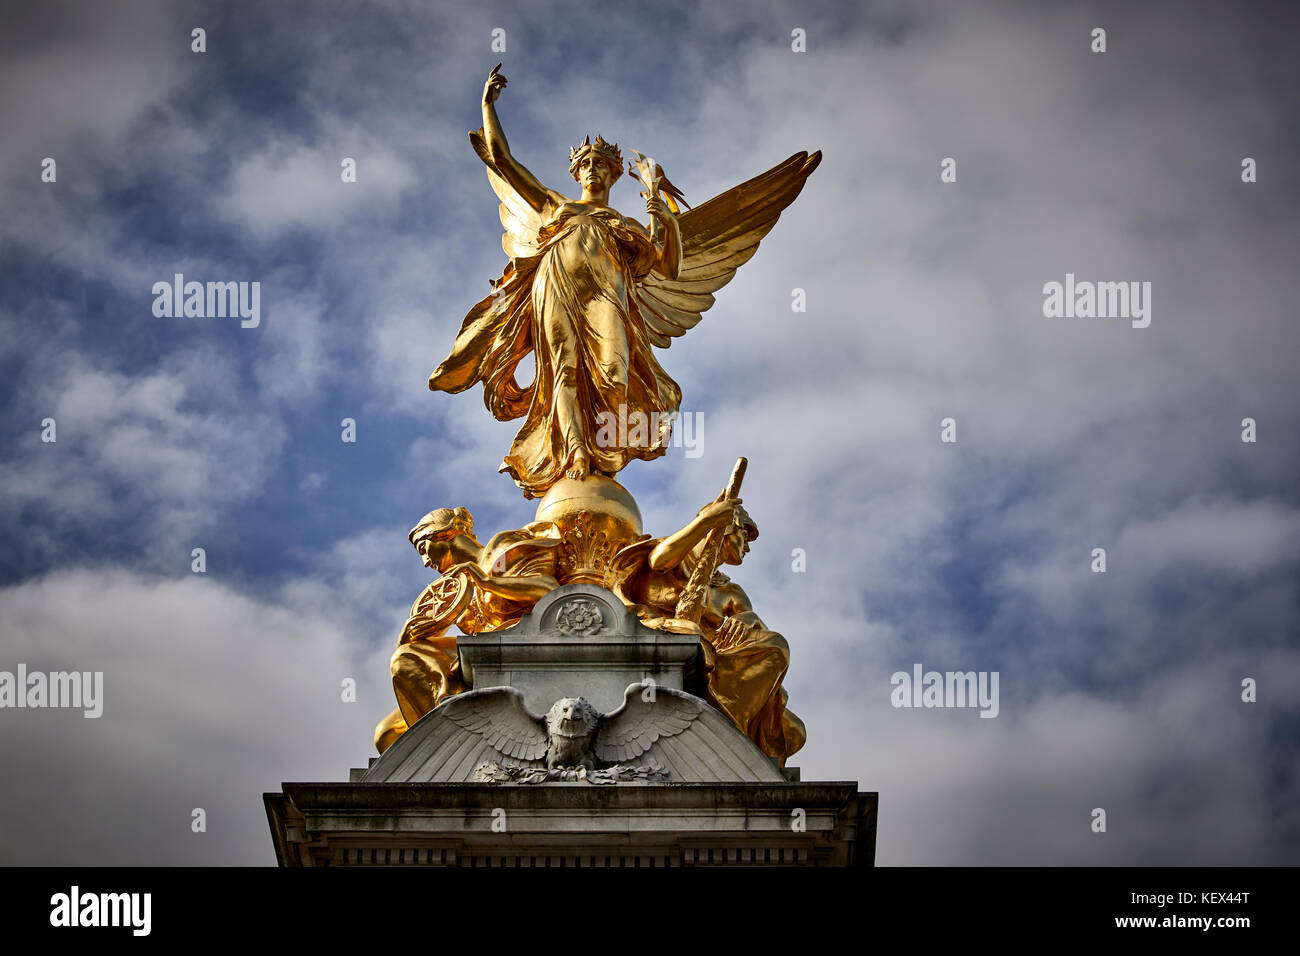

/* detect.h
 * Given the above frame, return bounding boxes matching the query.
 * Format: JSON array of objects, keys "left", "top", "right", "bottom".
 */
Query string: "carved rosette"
[{"left": 554, "top": 598, "right": 604, "bottom": 636}]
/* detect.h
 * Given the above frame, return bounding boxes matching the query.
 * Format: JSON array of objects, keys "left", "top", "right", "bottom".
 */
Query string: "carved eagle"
[{"left": 438, "top": 683, "right": 703, "bottom": 773}]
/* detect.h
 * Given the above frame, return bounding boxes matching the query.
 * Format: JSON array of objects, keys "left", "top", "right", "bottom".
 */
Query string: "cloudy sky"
[{"left": 1, "top": 0, "right": 1297, "bottom": 865}]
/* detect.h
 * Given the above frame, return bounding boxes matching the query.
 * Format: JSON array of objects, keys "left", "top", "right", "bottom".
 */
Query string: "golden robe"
[{"left": 429, "top": 201, "right": 682, "bottom": 497}]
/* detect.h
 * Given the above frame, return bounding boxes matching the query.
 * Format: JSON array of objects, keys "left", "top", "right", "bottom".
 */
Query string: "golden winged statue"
[{"left": 428, "top": 65, "right": 821, "bottom": 498}]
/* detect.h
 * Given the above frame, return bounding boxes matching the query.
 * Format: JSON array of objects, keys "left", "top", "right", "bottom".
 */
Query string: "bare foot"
[{"left": 565, "top": 450, "right": 590, "bottom": 481}]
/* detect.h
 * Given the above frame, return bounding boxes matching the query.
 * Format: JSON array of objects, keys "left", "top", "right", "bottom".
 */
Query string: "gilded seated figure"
[
  {"left": 615, "top": 498, "right": 806, "bottom": 764},
  {"left": 374, "top": 507, "right": 559, "bottom": 753}
]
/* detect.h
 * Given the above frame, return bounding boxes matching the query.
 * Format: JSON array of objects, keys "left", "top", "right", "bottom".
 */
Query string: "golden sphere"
[{"left": 534, "top": 475, "right": 643, "bottom": 543}]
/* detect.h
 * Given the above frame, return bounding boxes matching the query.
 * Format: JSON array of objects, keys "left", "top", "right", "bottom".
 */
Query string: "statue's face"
[
  {"left": 576, "top": 153, "right": 615, "bottom": 193},
  {"left": 418, "top": 537, "right": 451, "bottom": 570},
  {"left": 721, "top": 526, "right": 751, "bottom": 566},
  {"left": 547, "top": 697, "right": 597, "bottom": 735}
]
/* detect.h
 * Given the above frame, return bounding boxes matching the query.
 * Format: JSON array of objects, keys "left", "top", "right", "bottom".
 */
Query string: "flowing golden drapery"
[
  {"left": 701, "top": 605, "right": 807, "bottom": 764},
  {"left": 430, "top": 201, "right": 682, "bottom": 498}
]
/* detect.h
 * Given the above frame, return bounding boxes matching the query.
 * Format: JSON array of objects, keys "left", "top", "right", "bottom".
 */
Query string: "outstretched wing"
[
  {"left": 440, "top": 686, "right": 549, "bottom": 761},
  {"left": 594, "top": 683, "right": 704, "bottom": 763},
  {"left": 361, "top": 687, "right": 548, "bottom": 782},
  {"left": 594, "top": 684, "right": 785, "bottom": 782},
  {"left": 633, "top": 150, "right": 822, "bottom": 347},
  {"left": 469, "top": 128, "right": 549, "bottom": 262}
]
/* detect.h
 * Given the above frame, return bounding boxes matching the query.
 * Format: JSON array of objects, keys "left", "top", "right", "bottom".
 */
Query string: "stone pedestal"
[
  {"left": 457, "top": 584, "right": 700, "bottom": 715},
  {"left": 265, "top": 584, "right": 876, "bottom": 866}
]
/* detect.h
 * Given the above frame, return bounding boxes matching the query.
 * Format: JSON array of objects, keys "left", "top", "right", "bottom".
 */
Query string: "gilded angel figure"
[{"left": 429, "top": 65, "right": 821, "bottom": 498}]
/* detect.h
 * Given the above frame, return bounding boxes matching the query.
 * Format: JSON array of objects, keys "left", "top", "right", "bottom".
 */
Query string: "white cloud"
[
  {"left": 220, "top": 142, "right": 416, "bottom": 240},
  {"left": 0, "top": 568, "right": 388, "bottom": 864},
  {"left": 0, "top": 346, "right": 287, "bottom": 566},
  {"left": 801, "top": 652, "right": 1298, "bottom": 865}
]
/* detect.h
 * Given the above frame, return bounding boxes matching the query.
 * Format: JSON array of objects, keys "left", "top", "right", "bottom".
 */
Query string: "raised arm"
[
  {"left": 473, "top": 65, "right": 555, "bottom": 214},
  {"left": 648, "top": 499, "right": 740, "bottom": 571}
]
